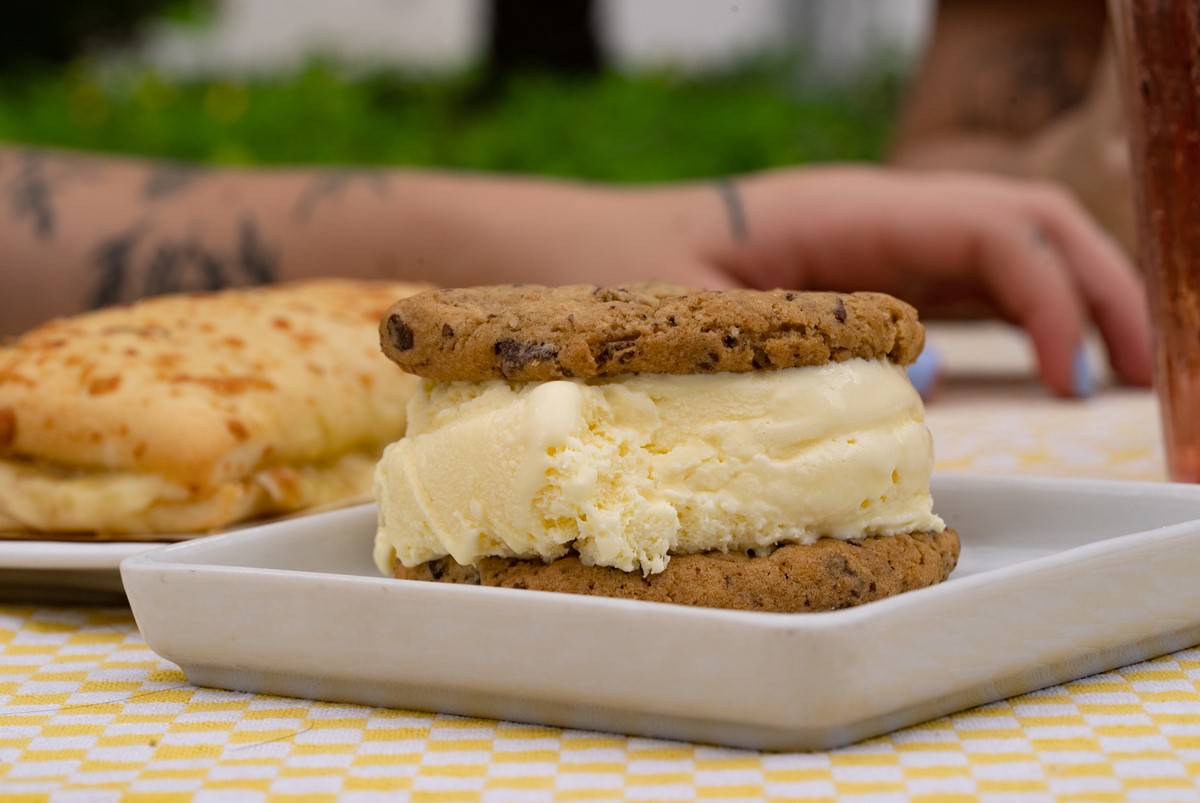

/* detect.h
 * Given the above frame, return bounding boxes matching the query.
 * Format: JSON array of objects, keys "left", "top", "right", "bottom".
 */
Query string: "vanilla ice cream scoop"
[{"left": 374, "top": 358, "right": 944, "bottom": 576}]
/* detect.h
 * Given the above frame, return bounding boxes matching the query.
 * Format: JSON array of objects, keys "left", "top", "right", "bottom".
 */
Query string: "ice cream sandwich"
[
  {"left": 372, "top": 283, "right": 958, "bottom": 612},
  {"left": 0, "top": 279, "right": 426, "bottom": 537}
]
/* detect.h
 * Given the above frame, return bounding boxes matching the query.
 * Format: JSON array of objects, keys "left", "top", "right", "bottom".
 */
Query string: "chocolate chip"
[
  {"left": 697, "top": 350, "right": 721, "bottom": 370},
  {"left": 826, "top": 553, "right": 865, "bottom": 599},
  {"left": 596, "top": 338, "right": 638, "bottom": 366},
  {"left": 386, "top": 314, "right": 414, "bottom": 351},
  {"left": 833, "top": 297, "right": 847, "bottom": 323},
  {"left": 592, "top": 287, "right": 632, "bottom": 303},
  {"left": 441, "top": 323, "right": 455, "bottom": 338},
  {"left": 494, "top": 339, "right": 558, "bottom": 376}
]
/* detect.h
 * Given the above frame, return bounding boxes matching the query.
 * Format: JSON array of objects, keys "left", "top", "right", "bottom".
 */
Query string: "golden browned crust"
[
  {"left": 0, "top": 279, "right": 428, "bottom": 535},
  {"left": 380, "top": 284, "right": 925, "bottom": 381},
  {"left": 393, "top": 529, "right": 959, "bottom": 612}
]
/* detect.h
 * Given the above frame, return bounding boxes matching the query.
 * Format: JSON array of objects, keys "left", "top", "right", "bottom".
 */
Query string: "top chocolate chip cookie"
[{"left": 379, "top": 283, "right": 925, "bottom": 382}]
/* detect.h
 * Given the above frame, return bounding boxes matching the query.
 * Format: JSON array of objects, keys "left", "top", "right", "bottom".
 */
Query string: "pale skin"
[
  {"left": 891, "top": 0, "right": 1133, "bottom": 255},
  {"left": 0, "top": 145, "right": 1150, "bottom": 397}
]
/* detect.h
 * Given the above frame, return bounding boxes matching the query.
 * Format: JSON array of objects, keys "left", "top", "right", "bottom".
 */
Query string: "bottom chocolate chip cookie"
[{"left": 393, "top": 529, "right": 960, "bottom": 613}]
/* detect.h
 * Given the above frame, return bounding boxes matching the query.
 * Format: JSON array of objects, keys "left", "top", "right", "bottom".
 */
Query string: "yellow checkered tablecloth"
[{"left": 4, "top": 324, "right": 1200, "bottom": 802}]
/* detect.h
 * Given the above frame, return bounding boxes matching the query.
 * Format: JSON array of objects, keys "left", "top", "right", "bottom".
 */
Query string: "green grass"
[{"left": 0, "top": 57, "right": 902, "bottom": 180}]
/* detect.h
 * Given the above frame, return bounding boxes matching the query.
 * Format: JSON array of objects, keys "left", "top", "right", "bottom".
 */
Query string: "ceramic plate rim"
[
  {"left": 119, "top": 472, "right": 1200, "bottom": 750},
  {"left": 0, "top": 538, "right": 167, "bottom": 571},
  {"left": 123, "top": 472, "right": 1200, "bottom": 620}
]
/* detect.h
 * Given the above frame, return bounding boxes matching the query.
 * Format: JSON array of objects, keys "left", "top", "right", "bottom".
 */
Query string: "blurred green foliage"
[{"left": 0, "top": 58, "right": 902, "bottom": 180}]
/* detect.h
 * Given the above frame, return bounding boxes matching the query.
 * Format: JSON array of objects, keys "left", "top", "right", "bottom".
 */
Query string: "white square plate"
[
  {"left": 0, "top": 540, "right": 165, "bottom": 603},
  {"left": 121, "top": 473, "right": 1200, "bottom": 751}
]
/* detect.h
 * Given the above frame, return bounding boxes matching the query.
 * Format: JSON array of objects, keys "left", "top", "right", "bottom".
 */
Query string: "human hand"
[
  {"left": 378, "top": 165, "right": 1148, "bottom": 398},
  {"left": 1012, "top": 38, "right": 1135, "bottom": 257},
  {"left": 702, "top": 165, "right": 1150, "bottom": 397}
]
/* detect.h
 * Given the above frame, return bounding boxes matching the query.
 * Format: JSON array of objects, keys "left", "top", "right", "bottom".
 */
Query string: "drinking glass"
[{"left": 1109, "top": 0, "right": 1200, "bottom": 482}]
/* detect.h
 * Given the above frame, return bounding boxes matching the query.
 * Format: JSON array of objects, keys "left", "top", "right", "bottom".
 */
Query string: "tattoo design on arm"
[
  {"left": 238, "top": 218, "right": 277, "bottom": 284},
  {"left": 959, "top": 30, "right": 1098, "bottom": 135},
  {"left": 715, "top": 178, "right": 748, "bottom": 244},
  {"left": 8, "top": 152, "right": 54, "bottom": 239},
  {"left": 291, "top": 169, "right": 390, "bottom": 223},
  {"left": 89, "top": 217, "right": 280, "bottom": 309},
  {"left": 92, "top": 225, "right": 146, "bottom": 309},
  {"left": 4, "top": 149, "right": 99, "bottom": 240},
  {"left": 142, "top": 162, "right": 208, "bottom": 200}
]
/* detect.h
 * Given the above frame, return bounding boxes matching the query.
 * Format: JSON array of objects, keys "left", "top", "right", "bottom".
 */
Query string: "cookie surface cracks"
[{"left": 380, "top": 284, "right": 925, "bottom": 381}]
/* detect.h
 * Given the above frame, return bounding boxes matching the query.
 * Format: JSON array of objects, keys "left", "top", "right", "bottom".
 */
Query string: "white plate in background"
[
  {"left": 0, "top": 539, "right": 163, "bottom": 570},
  {"left": 122, "top": 474, "right": 1200, "bottom": 751},
  {"left": 0, "top": 495, "right": 371, "bottom": 603},
  {"left": 0, "top": 539, "right": 166, "bottom": 603}
]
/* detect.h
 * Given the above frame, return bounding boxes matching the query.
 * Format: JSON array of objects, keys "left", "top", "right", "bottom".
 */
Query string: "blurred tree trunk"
[
  {"left": 485, "top": 0, "right": 602, "bottom": 90},
  {"left": 2, "top": 0, "right": 201, "bottom": 71}
]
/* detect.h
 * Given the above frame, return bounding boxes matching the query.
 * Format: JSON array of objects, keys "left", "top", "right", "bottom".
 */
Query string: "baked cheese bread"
[{"left": 0, "top": 279, "right": 426, "bottom": 538}]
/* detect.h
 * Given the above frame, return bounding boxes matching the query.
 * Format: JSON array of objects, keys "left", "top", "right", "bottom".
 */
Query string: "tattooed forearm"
[
  {"left": 958, "top": 30, "right": 1099, "bottom": 135},
  {"left": 91, "top": 225, "right": 145, "bottom": 308},
  {"left": 291, "top": 169, "right": 390, "bottom": 223},
  {"left": 4, "top": 149, "right": 99, "bottom": 240},
  {"left": 142, "top": 162, "right": 208, "bottom": 200},
  {"left": 9, "top": 153, "right": 52, "bottom": 238},
  {"left": 89, "top": 217, "right": 279, "bottom": 309},
  {"left": 142, "top": 239, "right": 226, "bottom": 297},
  {"left": 238, "top": 218, "right": 278, "bottom": 284}
]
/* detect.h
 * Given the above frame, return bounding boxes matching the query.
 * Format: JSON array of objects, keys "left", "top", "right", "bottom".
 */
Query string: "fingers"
[
  {"left": 852, "top": 172, "right": 1150, "bottom": 394},
  {"left": 722, "top": 167, "right": 1151, "bottom": 395},
  {"left": 972, "top": 216, "right": 1091, "bottom": 396},
  {"left": 1023, "top": 184, "right": 1153, "bottom": 386},
  {"left": 898, "top": 174, "right": 1152, "bottom": 395}
]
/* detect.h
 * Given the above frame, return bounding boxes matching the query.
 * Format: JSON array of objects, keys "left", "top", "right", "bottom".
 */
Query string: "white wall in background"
[
  {"left": 141, "top": 0, "right": 486, "bottom": 74},
  {"left": 785, "top": 0, "right": 933, "bottom": 84},
  {"left": 603, "top": 0, "right": 933, "bottom": 81},
  {"left": 600, "top": 0, "right": 790, "bottom": 70},
  {"left": 139, "top": 0, "right": 931, "bottom": 80}
]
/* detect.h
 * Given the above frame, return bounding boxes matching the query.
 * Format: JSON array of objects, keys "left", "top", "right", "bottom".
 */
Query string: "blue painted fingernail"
[
  {"left": 1072, "top": 346, "right": 1095, "bottom": 398},
  {"left": 907, "top": 346, "right": 942, "bottom": 400}
]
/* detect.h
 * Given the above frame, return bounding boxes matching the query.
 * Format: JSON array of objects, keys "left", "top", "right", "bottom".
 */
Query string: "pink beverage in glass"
[{"left": 1111, "top": 0, "right": 1200, "bottom": 482}]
